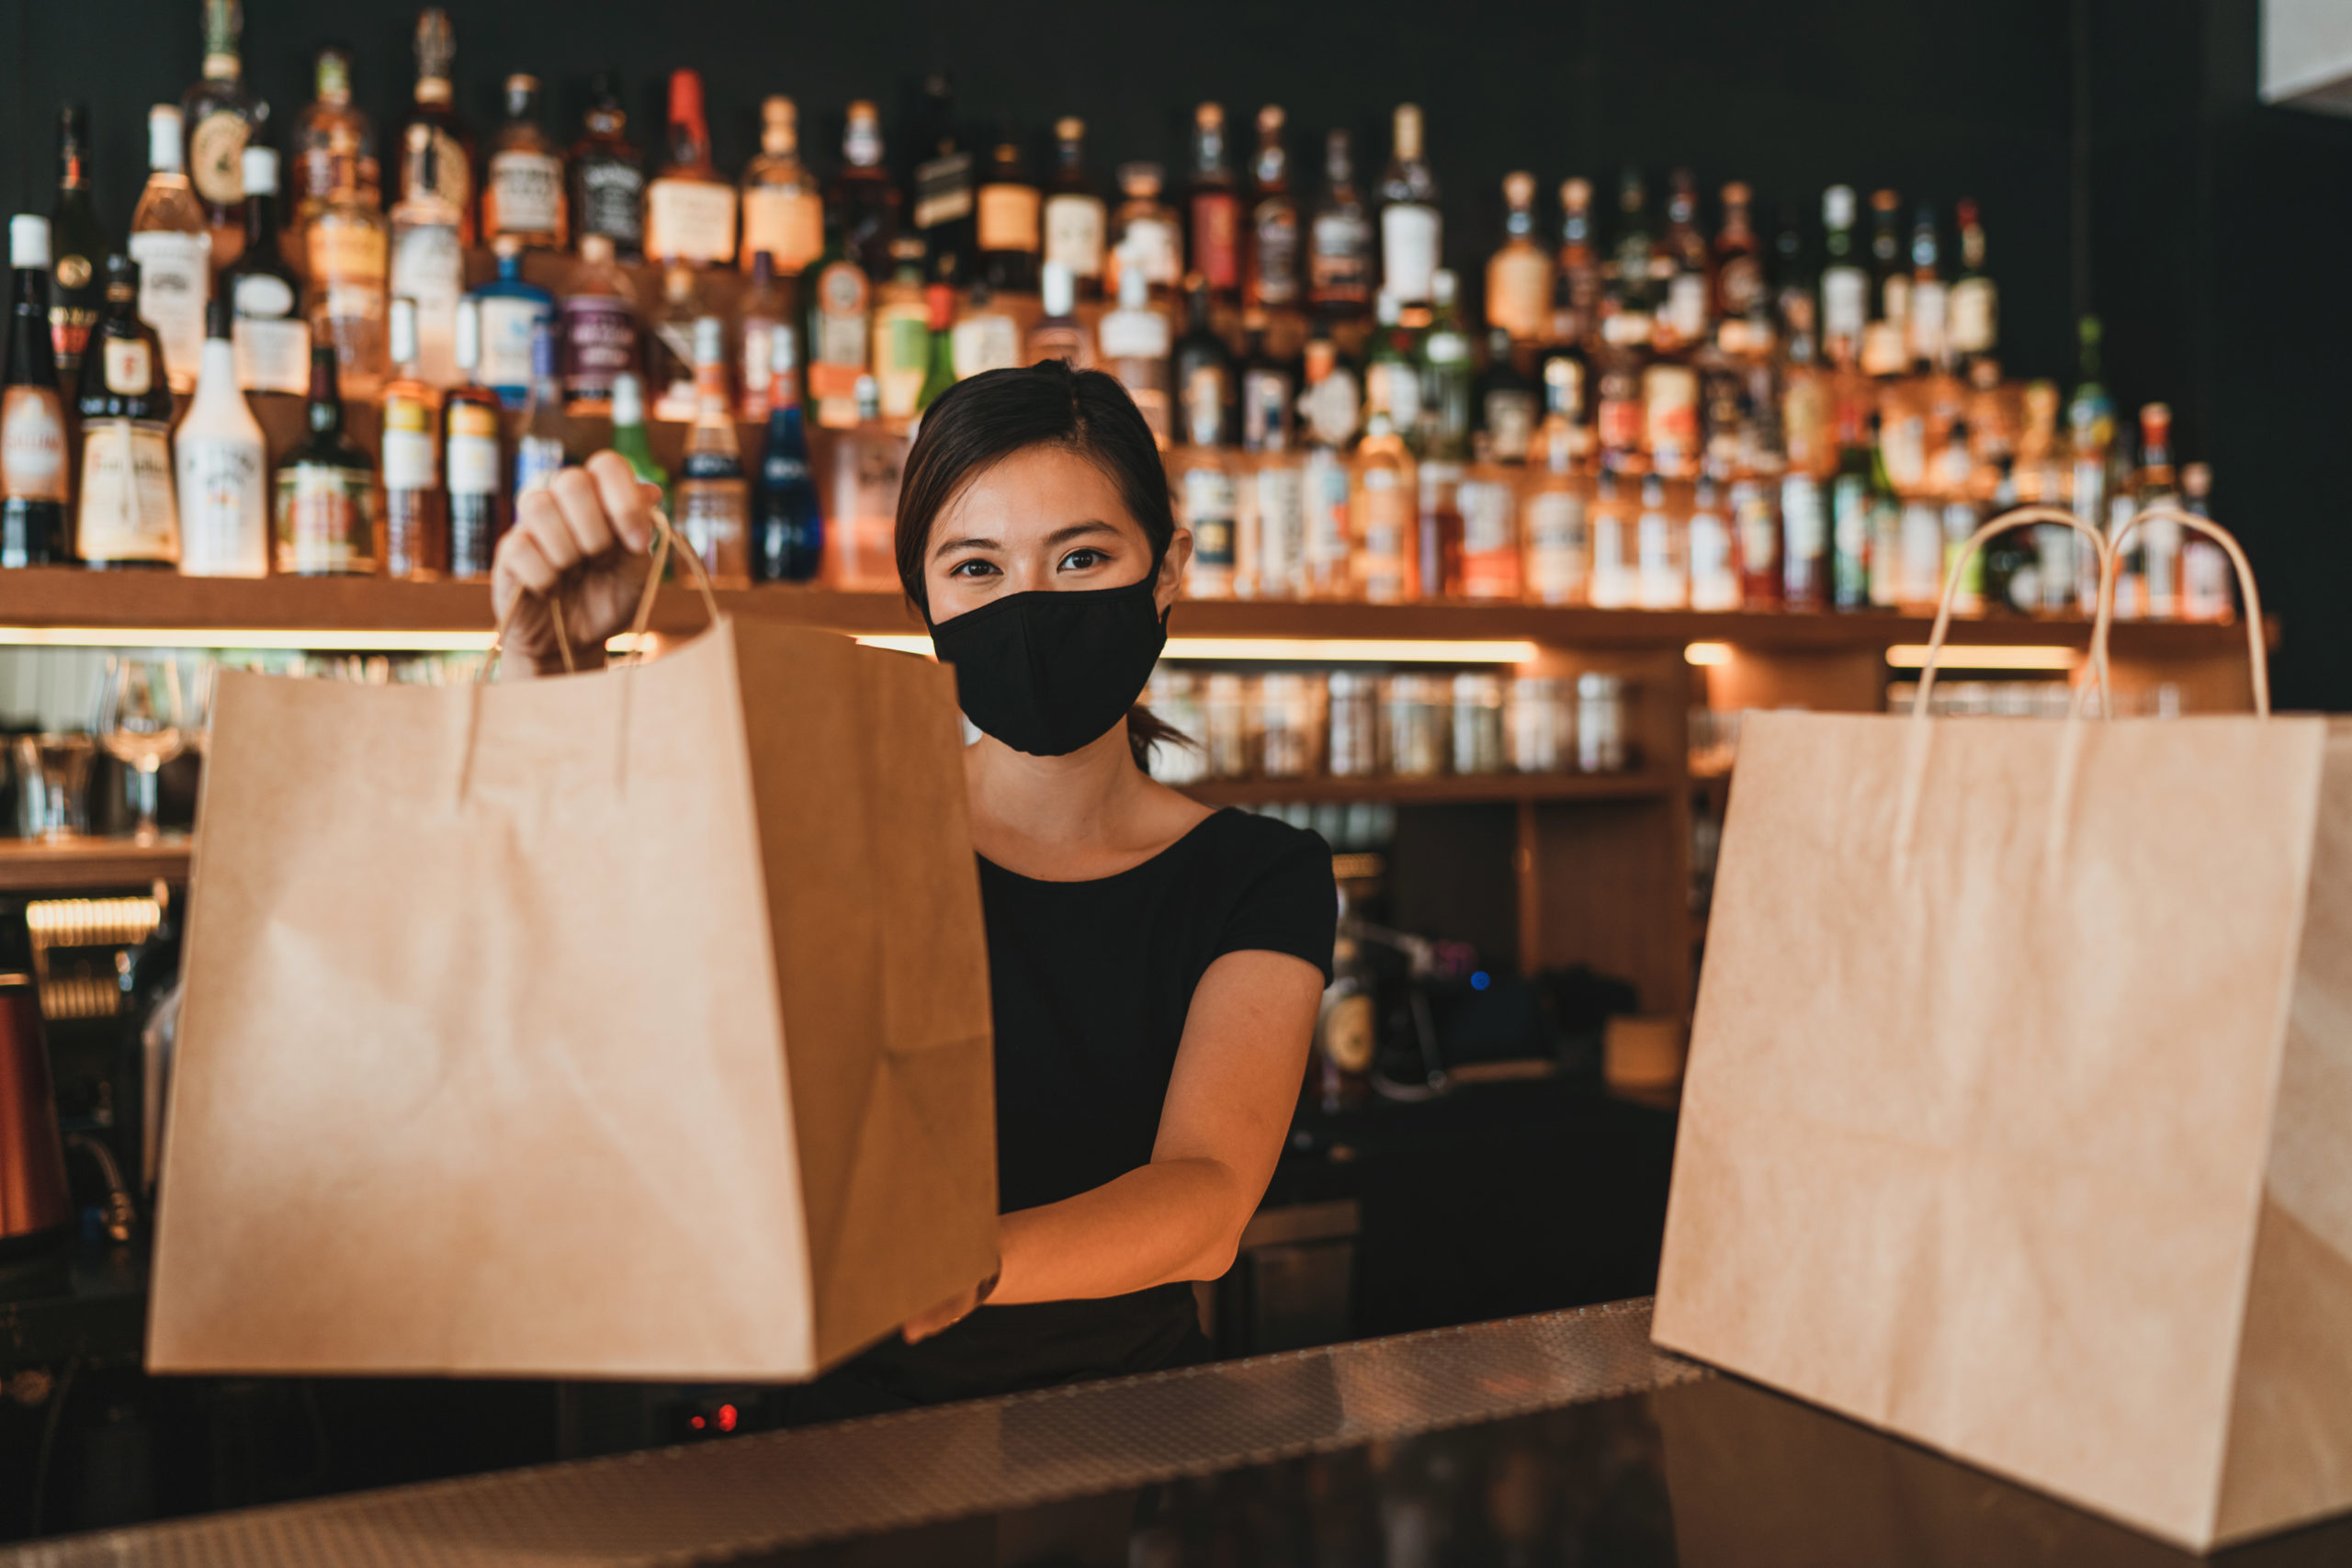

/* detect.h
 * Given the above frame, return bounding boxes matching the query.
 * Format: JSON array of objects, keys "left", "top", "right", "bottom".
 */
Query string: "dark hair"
[{"left": 895, "top": 359, "right": 1193, "bottom": 771}]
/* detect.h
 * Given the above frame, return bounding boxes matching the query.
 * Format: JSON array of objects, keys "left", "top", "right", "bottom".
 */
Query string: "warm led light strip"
[
  {"left": 0, "top": 627, "right": 661, "bottom": 654},
  {"left": 1684, "top": 641, "right": 1735, "bottom": 666},
  {"left": 859, "top": 635, "right": 1543, "bottom": 665},
  {"left": 1885, "top": 644, "right": 2081, "bottom": 671}
]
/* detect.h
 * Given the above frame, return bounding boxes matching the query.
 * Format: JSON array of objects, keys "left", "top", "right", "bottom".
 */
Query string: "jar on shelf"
[
  {"left": 1450, "top": 672, "right": 1507, "bottom": 775},
  {"left": 1259, "top": 672, "right": 1325, "bottom": 780},
  {"left": 1576, "top": 671, "right": 1633, "bottom": 773},
  {"left": 1383, "top": 673, "right": 1451, "bottom": 779},
  {"left": 1508, "top": 675, "right": 1573, "bottom": 773},
  {"left": 1204, "top": 672, "right": 1257, "bottom": 779},
  {"left": 1144, "top": 670, "right": 1209, "bottom": 784},
  {"left": 1328, "top": 671, "right": 1381, "bottom": 778}
]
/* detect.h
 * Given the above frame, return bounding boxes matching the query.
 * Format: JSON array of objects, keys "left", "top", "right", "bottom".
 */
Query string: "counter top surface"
[{"left": 5, "top": 1297, "right": 2344, "bottom": 1567}]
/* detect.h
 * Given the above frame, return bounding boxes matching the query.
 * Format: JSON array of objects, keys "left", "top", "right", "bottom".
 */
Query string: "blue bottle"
[
  {"left": 752, "top": 334, "right": 824, "bottom": 581},
  {"left": 466, "top": 236, "right": 555, "bottom": 410}
]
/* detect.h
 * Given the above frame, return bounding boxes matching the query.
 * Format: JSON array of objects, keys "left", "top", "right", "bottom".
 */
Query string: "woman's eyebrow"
[
  {"left": 1045, "top": 521, "right": 1121, "bottom": 547},
  {"left": 931, "top": 535, "right": 1001, "bottom": 558}
]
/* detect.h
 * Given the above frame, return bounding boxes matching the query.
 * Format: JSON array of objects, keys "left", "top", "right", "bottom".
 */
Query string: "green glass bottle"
[{"left": 915, "top": 282, "right": 956, "bottom": 414}]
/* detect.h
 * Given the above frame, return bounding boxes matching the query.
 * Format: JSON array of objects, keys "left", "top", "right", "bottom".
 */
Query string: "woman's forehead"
[{"left": 934, "top": 446, "right": 1145, "bottom": 546}]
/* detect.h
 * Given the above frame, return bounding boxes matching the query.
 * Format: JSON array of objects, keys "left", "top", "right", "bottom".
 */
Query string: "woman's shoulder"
[
  {"left": 1187, "top": 810, "right": 1339, "bottom": 979},
  {"left": 1183, "top": 808, "right": 1337, "bottom": 889}
]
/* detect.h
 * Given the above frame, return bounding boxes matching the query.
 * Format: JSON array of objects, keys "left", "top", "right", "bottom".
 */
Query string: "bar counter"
[{"left": 3, "top": 1298, "right": 2339, "bottom": 1567}]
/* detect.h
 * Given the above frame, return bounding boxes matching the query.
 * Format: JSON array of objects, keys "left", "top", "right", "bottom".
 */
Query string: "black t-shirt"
[{"left": 796, "top": 808, "right": 1336, "bottom": 1416}]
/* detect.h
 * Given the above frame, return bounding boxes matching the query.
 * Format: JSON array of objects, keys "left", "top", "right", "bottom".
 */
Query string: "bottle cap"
[
  {"left": 1117, "top": 161, "right": 1163, "bottom": 197},
  {"left": 1392, "top": 103, "right": 1423, "bottom": 158},
  {"left": 1258, "top": 105, "right": 1283, "bottom": 134},
  {"left": 148, "top": 106, "right": 185, "bottom": 173},
  {"left": 610, "top": 371, "right": 645, "bottom": 424},
  {"left": 1503, "top": 171, "right": 1533, "bottom": 207},
  {"left": 241, "top": 144, "right": 278, "bottom": 196},
  {"left": 1871, "top": 187, "right": 1900, "bottom": 212},
  {"left": 1041, "top": 259, "right": 1075, "bottom": 316},
  {"left": 105, "top": 253, "right": 139, "bottom": 299},
  {"left": 316, "top": 47, "right": 353, "bottom": 104},
  {"left": 1056, "top": 116, "right": 1084, "bottom": 141},
  {"left": 1560, "top": 175, "right": 1590, "bottom": 208},
  {"left": 692, "top": 313, "right": 723, "bottom": 367},
  {"left": 389, "top": 296, "right": 419, "bottom": 365},
  {"left": 2182, "top": 461, "right": 2211, "bottom": 496},
  {"left": 1195, "top": 102, "right": 1224, "bottom": 130},
  {"left": 667, "top": 68, "right": 705, "bottom": 127},
  {"left": 1722, "top": 180, "right": 1750, "bottom": 205},
  {"left": 9, "top": 215, "right": 51, "bottom": 269},
  {"left": 1822, "top": 184, "right": 1854, "bottom": 227},
  {"left": 454, "top": 296, "right": 481, "bottom": 371},
  {"left": 206, "top": 296, "right": 234, "bottom": 340}
]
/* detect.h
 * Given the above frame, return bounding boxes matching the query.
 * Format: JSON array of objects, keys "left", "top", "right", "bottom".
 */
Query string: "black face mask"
[{"left": 925, "top": 576, "right": 1169, "bottom": 757}]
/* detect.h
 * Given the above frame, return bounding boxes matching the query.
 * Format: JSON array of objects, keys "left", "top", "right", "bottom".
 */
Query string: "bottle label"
[
  {"left": 951, "top": 312, "right": 1022, "bottom": 379},
  {"left": 1251, "top": 460, "right": 1306, "bottom": 592},
  {"left": 1949, "top": 276, "right": 1996, "bottom": 355},
  {"left": 1119, "top": 215, "right": 1179, "bottom": 287},
  {"left": 1525, "top": 489, "right": 1588, "bottom": 604},
  {"left": 1642, "top": 364, "right": 1699, "bottom": 468},
  {"left": 1459, "top": 478, "right": 1517, "bottom": 597},
  {"left": 1183, "top": 465, "right": 1237, "bottom": 567},
  {"left": 1821, "top": 265, "right": 1867, "bottom": 344},
  {"left": 978, "top": 185, "right": 1042, "bottom": 254},
  {"left": 1589, "top": 511, "right": 1632, "bottom": 607},
  {"left": 1717, "top": 254, "right": 1765, "bottom": 317},
  {"left": 1637, "top": 509, "right": 1679, "bottom": 607},
  {"left": 477, "top": 296, "right": 548, "bottom": 391},
  {"left": 1908, "top": 280, "right": 1949, "bottom": 367},
  {"left": 1781, "top": 474, "right": 1826, "bottom": 563},
  {"left": 128, "top": 230, "right": 211, "bottom": 387},
  {"left": 1309, "top": 212, "right": 1371, "bottom": 299},
  {"left": 1305, "top": 450, "right": 1351, "bottom": 569},
  {"left": 276, "top": 463, "right": 377, "bottom": 574},
  {"left": 176, "top": 435, "right": 268, "bottom": 576},
  {"left": 1182, "top": 364, "right": 1229, "bottom": 448},
  {"left": 380, "top": 419, "right": 437, "bottom": 491},
  {"left": 446, "top": 407, "right": 502, "bottom": 495},
  {"left": 2183, "top": 539, "right": 2232, "bottom": 621},
  {"left": 1357, "top": 468, "right": 1409, "bottom": 601},
  {"left": 489, "top": 150, "right": 563, "bottom": 235},
  {"left": 646, "top": 177, "right": 739, "bottom": 264},
  {"left": 390, "top": 223, "right": 465, "bottom": 384},
  {"left": 227, "top": 313, "right": 306, "bottom": 396},
  {"left": 810, "top": 262, "right": 872, "bottom": 401},
  {"left": 1487, "top": 248, "right": 1552, "bottom": 341},
  {"left": 912, "top": 151, "right": 976, "bottom": 230},
  {"left": 1860, "top": 320, "right": 1905, "bottom": 378},
  {"left": 1097, "top": 308, "right": 1170, "bottom": 361},
  {"left": 1735, "top": 482, "right": 1780, "bottom": 574},
  {"left": 1251, "top": 203, "right": 1299, "bottom": 305},
  {"left": 1305, "top": 365, "right": 1362, "bottom": 446},
  {"left": 104, "top": 338, "right": 155, "bottom": 396},
  {"left": 875, "top": 306, "right": 931, "bottom": 419},
  {"left": 190, "top": 109, "right": 250, "bottom": 206},
  {"left": 1881, "top": 412, "right": 1928, "bottom": 492},
  {"left": 233, "top": 272, "right": 295, "bottom": 319},
  {"left": 416, "top": 128, "right": 473, "bottom": 218},
  {"left": 1379, "top": 204, "right": 1441, "bottom": 302},
  {"left": 1690, "top": 511, "right": 1736, "bottom": 608},
  {"left": 1191, "top": 192, "right": 1239, "bottom": 290},
  {"left": 1044, "top": 194, "right": 1106, "bottom": 278},
  {"left": 742, "top": 187, "right": 824, "bottom": 273},
  {"left": 309, "top": 222, "right": 389, "bottom": 317},
  {"left": 1484, "top": 389, "right": 1535, "bottom": 461},
  {"left": 1900, "top": 499, "right": 1943, "bottom": 603},
  {"left": 1242, "top": 367, "right": 1293, "bottom": 451},
  {"left": 561, "top": 294, "right": 637, "bottom": 400},
  {"left": 1664, "top": 272, "right": 1709, "bottom": 344},
  {"left": 76, "top": 421, "right": 179, "bottom": 560},
  {"left": 577, "top": 160, "right": 647, "bottom": 248},
  {"left": 514, "top": 434, "right": 565, "bottom": 496}
]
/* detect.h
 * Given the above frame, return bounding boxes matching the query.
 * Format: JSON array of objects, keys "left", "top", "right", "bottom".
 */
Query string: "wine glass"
[{"left": 95, "top": 657, "right": 187, "bottom": 844}]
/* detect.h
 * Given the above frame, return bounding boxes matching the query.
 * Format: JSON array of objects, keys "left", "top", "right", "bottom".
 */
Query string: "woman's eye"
[
  {"left": 947, "top": 558, "right": 999, "bottom": 579},
  {"left": 1059, "top": 549, "right": 1105, "bottom": 571}
]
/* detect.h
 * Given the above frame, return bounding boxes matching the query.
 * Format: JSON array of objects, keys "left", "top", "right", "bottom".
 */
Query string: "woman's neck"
[{"left": 965, "top": 719, "right": 1208, "bottom": 878}]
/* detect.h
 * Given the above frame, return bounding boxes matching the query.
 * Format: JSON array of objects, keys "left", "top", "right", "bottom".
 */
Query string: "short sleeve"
[{"left": 1211, "top": 821, "right": 1339, "bottom": 985}]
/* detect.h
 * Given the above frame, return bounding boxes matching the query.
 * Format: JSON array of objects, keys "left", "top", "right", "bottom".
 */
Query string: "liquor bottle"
[
  {"left": 2133, "top": 401, "right": 2181, "bottom": 620},
  {"left": 1773, "top": 216, "right": 1817, "bottom": 360},
  {"left": 1456, "top": 434, "right": 1520, "bottom": 600},
  {"left": 1485, "top": 172, "right": 1554, "bottom": 344},
  {"left": 1108, "top": 164, "right": 1181, "bottom": 299},
  {"left": 1308, "top": 130, "right": 1374, "bottom": 318},
  {"left": 1906, "top": 201, "right": 1947, "bottom": 371},
  {"left": 752, "top": 324, "right": 821, "bottom": 582},
  {"left": 871, "top": 237, "right": 932, "bottom": 421},
  {"left": 909, "top": 73, "right": 976, "bottom": 281},
  {"left": 607, "top": 372, "right": 670, "bottom": 506},
  {"left": 1175, "top": 438, "right": 1237, "bottom": 600},
  {"left": 443, "top": 298, "right": 503, "bottom": 579},
  {"left": 49, "top": 106, "right": 111, "bottom": 380},
  {"left": 1025, "top": 260, "right": 1091, "bottom": 367},
  {"left": 1826, "top": 394, "right": 1874, "bottom": 610},
  {"left": 1635, "top": 470, "right": 1688, "bottom": 610},
  {"left": 484, "top": 74, "right": 567, "bottom": 252},
  {"left": 1243, "top": 107, "right": 1299, "bottom": 310},
  {"left": 915, "top": 283, "right": 957, "bottom": 415},
  {"left": 1818, "top": 185, "right": 1866, "bottom": 369},
  {"left": 2066, "top": 314, "right": 2116, "bottom": 616},
  {"left": 1522, "top": 359, "right": 1589, "bottom": 605},
  {"left": 734, "top": 250, "right": 787, "bottom": 420},
  {"left": 182, "top": 0, "right": 260, "bottom": 265},
  {"left": 649, "top": 262, "right": 702, "bottom": 421},
  {"left": 1419, "top": 268, "right": 1475, "bottom": 459},
  {"left": 825, "top": 375, "right": 904, "bottom": 586},
  {"left": 976, "top": 138, "right": 1041, "bottom": 295},
  {"left": 808, "top": 249, "right": 873, "bottom": 430},
  {"left": 2179, "top": 461, "right": 2233, "bottom": 622},
  {"left": 175, "top": 298, "right": 269, "bottom": 577},
  {"left": 1173, "top": 275, "right": 1233, "bottom": 448},
  {"left": 1238, "top": 311, "right": 1295, "bottom": 456},
  {"left": 1377, "top": 105, "right": 1441, "bottom": 306},
  {"left": 646, "top": 69, "right": 737, "bottom": 267},
  {"left": 1861, "top": 188, "right": 1907, "bottom": 378},
  {"left": 829, "top": 101, "right": 900, "bottom": 279},
  {"left": 379, "top": 295, "right": 446, "bottom": 580},
  {"left": 1654, "top": 168, "right": 1710, "bottom": 354},
  {"left": 395, "top": 8, "right": 474, "bottom": 248},
  {"left": 1551, "top": 176, "right": 1600, "bottom": 347},
  {"left": 388, "top": 124, "right": 465, "bottom": 389},
  {"left": 1587, "top": 462, "right": 1634, "bottom": 608},
  {"left": 1980, "top": 457, "right": 2034, "bottom": 615},
  {"left": 274, "top": 343, "right": 378, "bottom": 575},
  {"left": 291, "top": 47, "right": 379, "bottom": 232},
  {"left": 1606, "top": 169, "right": 1657, "bottom": 339},
  {"left": 467, "top": 236, "right": 555, "bottom": 409},
  {"left": 1185, "top": 103, "right": 1242, "bottom": 299},
  {"left": 1351, "top": 404, "right": 1414, "bottom": 603},
  {"left": 1097, "top": 259, "right": 1171, "bottom": 444},
  {"left": 1712, "top": 182, "right": 1764, "bottom": 327},
  {"left": 1301, "top": 333, "right": 1358, "bottom": 599},
  {"left": 129, "top": 105, "right": 211, "bottom": 393},
  {"left": 1780, "top": 458, "right": 1829, "bottom": 611},
  {"left": 951, "top": 280, "right": 1020, "bottom": 379},
  {"left": 75, "top": 255, "right": 179, "bottom": 568},
  {"left": 514, "top": 321, "right": 568, "bottom": 498},
  {"left": 3, "top": 220, "right": 71, "bottom": 569},
  {"left": 1731, "top": 468, "right": 1781, "bottom": 606},
  {"left": 1688, "top": 468, "right": 1737, "bottom": 610},
  {"left": 561, "top": 232, "right": 637, "bottom": 414},
  {"left": 222, "top": 147, "right": 312, "bottom": 398},
  {"left": 741, "top": 96, "right": 824, "bottom": 278},
  {"left": 1043, "top": 118, "right": 1106, "bottom": 299},
  {"left": 571, "top": 73, "right": 646, "bottom": 259},
  {"left": 1239, "top": 312, "right": 1304, "bottom": 599},
  {"left": 1949, "top": 198, "right": 1998, "bottom": 371},
  {"left": 1477, "top": 328, "right": 1537, "bottom": 462},
  {"left": 1366, "top": 290, "right": 1423, "bottom": 439},
  {"left": 678, "top": 315, "right": 751, "bottom": 587},
  {"left": 304, "top": 122, "right": 390, "bottom": 398},
  {"left": 1868, "top": 409, "right": 1906, "bottom": 608}
]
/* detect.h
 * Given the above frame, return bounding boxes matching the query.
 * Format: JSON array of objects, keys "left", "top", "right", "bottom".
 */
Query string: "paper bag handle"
[
  {"left": 1913, "top": 506, "right": 2114, "bottom": 721},
  {"left": 2096, "top": 506, "right": 2268, "bottom": 718},
  {"left": 481, "top": 505, "right": 720, "bottom": 681}
]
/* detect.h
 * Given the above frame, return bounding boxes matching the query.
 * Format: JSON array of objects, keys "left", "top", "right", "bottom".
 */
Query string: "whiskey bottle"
[
  {"left": 870, "top": 237, "right": 932, "bottom": 421},
  {"left": 304, "top": 124, "right": 390, "bottom": 398},
  {"left": 1711, "top": 182, "right": 1763, "bottom": 326},
  {"left": 1605, "top": 169, "right": 1657, "bottom": 339},
  {"left": 1043, "top": 118, "right": 1106, "bottom": 299},
  {"left": 1486, "top": 172, "right": 1553, "bottom": 344},
  {"left": 915, "top": 283, "right": 957, "bottom": 415},
  {"left": 1307, "top": 130, "right": 1373, "bottom": 318},
  {"left": 1376, "top": 105, "right": 1441, "bottom": 306},
  {"left": 1187, "top": 104, "right": 1241, "bottom": 299},
  {"left": 571, "top": 73, "right": 646, "bottom": 259},
  {"left": 646, "top": 69, "right": 737, "bottom": 267},
  {"left": 1587, "top": 461, "right": 1634, "bottom": 608},
  {"left": 394, "top": 8, "right": 474, "bottom": 248},
  {"left": 1731, "top": 469, "right": 1781, "bottom": 607},
  {"left": 129, "top": 105, "right": 211, "bottom": 393},
  {"left": 977, "top": 139, "right": 1041, "bottom": 295},
  {"left": 1551, "top": 176, "right": 1600, "bottom": 348},
  {"left": 1173, "top": 275, "right": 1233, "bottom": 447},
  {"left": 1861, "top": 187, "right": 1907, "bottom": 378},
  {"left": 291, "top": 48, "right": 379, "bottom": 233},
  {"left": 741, "top": 97, "right": 824, "bottom": 277},
  {"left": 273, "top": 343, "right": 378, "bottom": 575},
  {"left": 734, "top": 250, "right": 786, "bottom": 420},
  {"left": 76, "top": 255, "right": 180, "bottom": 568},
  {"left": 389, "top": 123, "right": 465, "bottom": 388},
  {"left": 1523, "top": 360, "right": 1591, "bottom": 606},
  {"left": 1174, "top": 438, "right": 1238, "bottom": 600},
  {"left": 1351, "top": 406, "right": 1414, "bottom": 603},
  {"left": 951, "top": 280, "right": 1020, "bottom": 378},
  {"left": 513, "top": 321, "right": 568, "bottom": 498},
  {"left": 1905, "top": 201, "right": 1947, "bottom": 371},
  {"left": 1948, "top": 198, "right": 1998, "bottom": 370},
  {"left": 1366, "top": 290, "right": 1423, "bottom": 439},
  {"left": 379, "top": 295, "right": 447, "bottom": 580},
  {"left": 484, "top": 74, "right": 568, "bottom": 252},
  {"left": 48, "top": 106, "right": 111, "bottom": 380},
  {"left": 1301, "top": 331, "right": 1359, "bottom": 599},
  {"left": 175, "top": 299, "right": 269, "bottom": 578},
  {"left": 1689, "top": 468, "right": 1738, "bottom": 610},
  {"left": 1818, "top": 186, "right": 1866, "bottom": 369},
  {"left": 824, "top": 377, "right": 903, "bottom": 586},
  {"left": 181, "top": 0, "right": 259, "bottom": 265},
  {"left": 1420, "top": 268, "right": 1475, "bottom": 463},
  {"left": 561, "top": 232, "right": 637, "bottom": 414},
  {"left": 1108, "top": 163, "right": 1180, "bottom": 299},
  {"left": 828, "top": 100, "right": 900, "bottom": 280},
  {"left": 2133, "top": 401, "right": 2181, "bottom": 619},
  {"left": 649, "top": 262, "right": 702, "bottom": 422},
  {"left": 808, "top": 252, "right": 874, "bottom": 430},
  {"left": 1244, "top": 107, "right": 1299, "bottom": 310},
  {"left": 607, "top": 372, "right": 670, "bottom": 507},
  {"left": 751, "top": 327, "right": 821, "bottom": 582},
  {"left": 442, "top": 298, "right": 503, "bottom": 579},
  {"left": 2179, "top": 462, "right": 2233, "bottom": 622},
  {"left": 1238, "top": 310, "right": 1295, "bottom": 455},
  {"left": 1097, "top": 259, "right": 1171, "bottom": 445},
  {"left": 221, "top": 146, "right": 312, "bottom": 398},
  {"left": 1654, "top": 167, "right": 1710, "bottom": 354},
  {"left": 678, "top": 316, "right": 751, "bottom": 587},
  {"left": 1476, "top": 328, "right": 1537, "bottom": 462},
  {"left": 1240, "top": 311, "right": 1306, "bottom": 598},
  {"left": 1456, "top": 433, "right": 1521, "bottom": 600},
  {"left": 909, "top": 73, "right": 976, "bottom": 282},
  {"left": 1024, "top": 260, "right": 1091, "bottom": 368},
  {"left": 466, "top": 235, "right": 554, "bottom": 409}
]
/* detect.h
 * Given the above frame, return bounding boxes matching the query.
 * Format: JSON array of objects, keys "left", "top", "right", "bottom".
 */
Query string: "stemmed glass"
[{"left": 95, "top": 657, "right": 187, "bottom": 844}]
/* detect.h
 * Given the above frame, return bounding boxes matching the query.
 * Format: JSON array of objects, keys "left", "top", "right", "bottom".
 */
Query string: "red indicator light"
[
  {"left": 718, "top": 1404, "right": 739, "bottom": 1432},
  {"left": 689, "top": 1416, "right": 706, "bottom": 1430}
]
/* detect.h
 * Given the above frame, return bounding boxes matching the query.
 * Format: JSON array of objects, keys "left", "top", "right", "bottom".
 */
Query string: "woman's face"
[{"left": 923, "top": 445, "right": 1191, "bottom": 623}]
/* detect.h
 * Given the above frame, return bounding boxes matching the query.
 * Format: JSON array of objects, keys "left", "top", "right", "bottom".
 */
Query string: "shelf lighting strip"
[
  {"left": 1883, "top": 644, "right": 2081, "bottom": 671},
  {"left": 858, "top": 635, "right": 1544, "bottom": 664}
]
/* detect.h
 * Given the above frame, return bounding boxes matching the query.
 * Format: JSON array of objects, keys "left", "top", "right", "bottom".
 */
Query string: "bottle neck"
[{"left": 245, "top": 189, "right": 277, "bottom": 244}]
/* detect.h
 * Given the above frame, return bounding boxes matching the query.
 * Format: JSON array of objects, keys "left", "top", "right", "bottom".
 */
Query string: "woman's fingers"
[
  {"left": 545, "top": 467, "right": 618, "bottom": 563},
  {"left": 497, "top": 527, "right": 562, "bottom": 599},
  {"left": 586, "top": 451, "right": 658, "bottom": 552}
]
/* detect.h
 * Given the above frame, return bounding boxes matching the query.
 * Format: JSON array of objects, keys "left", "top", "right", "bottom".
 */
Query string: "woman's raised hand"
[{"left": 489, "top": 451, "right": 666, "bottom": 675}]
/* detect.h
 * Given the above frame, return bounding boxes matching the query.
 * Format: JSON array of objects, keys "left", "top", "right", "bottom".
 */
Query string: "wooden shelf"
[
  {"left": 0, "top": 838, "right": 190, "bottom": 893},
  {"left": 1177, "top": 772, "right": 1674, "bottom": 807}
]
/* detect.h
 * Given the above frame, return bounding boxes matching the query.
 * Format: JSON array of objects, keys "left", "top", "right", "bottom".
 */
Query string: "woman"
[{"left": 490, "top": 361, "right": 1336, "bottom": 1412}]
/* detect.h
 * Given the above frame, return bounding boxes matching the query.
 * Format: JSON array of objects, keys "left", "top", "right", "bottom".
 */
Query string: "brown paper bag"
[
  {"left": 1654, "top": 507, "right": 2352, "bottom": 1551},
  {"left": 149, "top": 601, "right": 998, "bottom": 1381}
]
